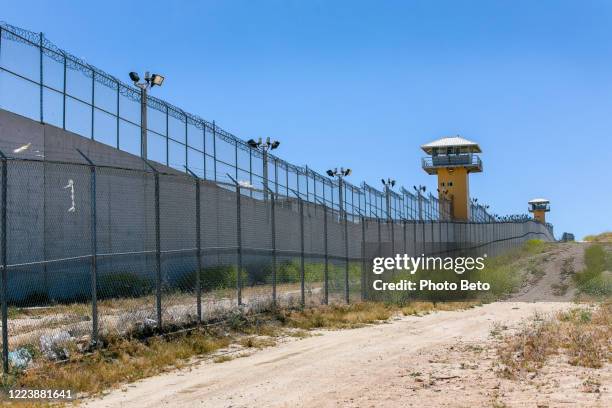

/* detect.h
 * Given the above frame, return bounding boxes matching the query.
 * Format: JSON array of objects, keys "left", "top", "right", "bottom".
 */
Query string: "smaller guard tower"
[
  {"left": 528, "top": 198, "right": 550, "bottom": 223},
  {"left": 421, "top": 136, "right": 483, "bottom": 221}
]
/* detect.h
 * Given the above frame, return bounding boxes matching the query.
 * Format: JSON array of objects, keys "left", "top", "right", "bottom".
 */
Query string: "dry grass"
[
  {"left": 401, "top": 301, "right": 481, "bottom": 316},
  {"left": 0, "top": 300, "right": 479, "bottom": 403},
  {"left": 213, "top": 355, "right": 235, "bottom": 363},
  {"left": 277, "top": 301, "right": 478, "bottom": 329},
  {"left": 2, "top": 331, "right": 230, "bottom": 397},
  {"left": 277, "top": 303, "right": 394, "bottom": 330},
  {"left": 496, "top": 302, "right": 612, "bottom": 378},
  {"left": 238, "top": 336, "right": 277, "bottom": 349},
  {"left": 584, "top": 232, "right": 612, "bottom": 243}
]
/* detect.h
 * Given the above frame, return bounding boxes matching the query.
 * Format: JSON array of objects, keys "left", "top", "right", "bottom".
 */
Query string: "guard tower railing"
[{"left": 421, "top": 153, "right": 483, "bottom": 174}]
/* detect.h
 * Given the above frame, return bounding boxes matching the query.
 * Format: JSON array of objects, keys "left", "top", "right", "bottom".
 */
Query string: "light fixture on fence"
[
  {"left": 150, "top": 73, "right": 165, "bottom": 87},
  {"left": 326, "top": 168, "right": 352, "bottom": 229},
  {"left": 381, "top": 178, "right": 396, "bottom": 220},
  {"left": 381, "top": 178, "right": 395, "bottom": 187}
]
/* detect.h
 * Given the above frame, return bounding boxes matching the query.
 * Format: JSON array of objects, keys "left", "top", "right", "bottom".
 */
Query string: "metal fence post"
[
  {"left": 1, "top": 151, "right": 8, "bottom": 373},
  {"left": 186, "top": 168, "right": 202, "bottom": 323},
  {"left": 390, "top": 220, "right": 395, "bottom": 255},
  {"left": 403, "top": 219, "right": 407, "bottom": 254},
  {"left": 154, "top": 172, "right": 162, "bottom": 329},
  {"left": 299, "top": 198, "right": 305, "bottom": 307},
  {"left": 412, "top": 221, "right": 417, "bottom": 256},
  {"left": 225, "top": 174, "right": 243, "bottom": 306},
  {"left": 39, "top": 32, "right": 43, "bottom": 124},
  {"left": 77, "top": 149, "right": 98, "bottom": 345},
  {"left": 236, "top": 184, "right": 242, "bottom": 305},
  {"left": 377, "top": 217, "right": 382, "bottom": 258},
  {"left": 142, "top": 159, "right": 162, "bottom": 329},
  {"left": 270, "top": 189, "right": 277, "bottom": 305},
  {"left": 344, "top": 208, "right": 349, "bottom": 304},
  {"left": 196, "top": 179, "right": 202, "bottom": 322},
  {"left": 323, "top": 204, "right": 329, "bottom": 305},
  {"left": 361, "top": 216, "right": 366, "bottom": 302}
]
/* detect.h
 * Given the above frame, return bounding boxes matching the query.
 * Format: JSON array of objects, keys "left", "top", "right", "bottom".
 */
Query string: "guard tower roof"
[
  {"left": 528, "top": 198, "right": 550, "bottom": 204},
  {"left": 421, "top": 136, "right": 482, "bottom": 154}
]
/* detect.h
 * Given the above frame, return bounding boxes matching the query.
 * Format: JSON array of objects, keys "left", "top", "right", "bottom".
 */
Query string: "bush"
[
  {"left": 179, "top": 265, "right": 238, "bottom": 291},
  {"left": 97, "top": 272, "right": 153, "bottom": 299},
  {"left": 574, "top": 244, "right": 612, "bottom": 298}
]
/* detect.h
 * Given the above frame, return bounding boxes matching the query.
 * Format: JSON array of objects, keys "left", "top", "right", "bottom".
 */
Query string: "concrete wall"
[{"left": 0, "top": 109, "right": 555, "bottom": 303}]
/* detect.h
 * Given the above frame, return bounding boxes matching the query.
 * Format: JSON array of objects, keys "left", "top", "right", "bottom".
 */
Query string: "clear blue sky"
[{"left": 3, "top": 0, "right": 612, "bottom": 239}]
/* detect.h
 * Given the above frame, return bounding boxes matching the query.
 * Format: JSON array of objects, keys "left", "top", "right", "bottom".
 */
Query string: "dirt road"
[{"left": 84, "top": 243, "right": 610, "bottom": 408}]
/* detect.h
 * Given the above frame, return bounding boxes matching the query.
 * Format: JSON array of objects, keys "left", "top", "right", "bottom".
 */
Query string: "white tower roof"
[{"left": 421, "top": 136, "right": 482, "bottom": 154}]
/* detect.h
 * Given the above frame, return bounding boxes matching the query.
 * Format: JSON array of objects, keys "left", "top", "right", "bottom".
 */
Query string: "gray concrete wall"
[{"left": 0, "top": 109, "right": 555, "bottom": 303}]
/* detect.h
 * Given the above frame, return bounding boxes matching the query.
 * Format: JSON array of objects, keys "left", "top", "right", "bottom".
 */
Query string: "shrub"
[
  {"left": 574, "top": 244, "right": 612, "bottom": 297},
  {"left": 97, "top": 272, "right": 153, "bottom": 299},
  {"left": 179, "top": 265, "right": 238, "bottom": 291}
]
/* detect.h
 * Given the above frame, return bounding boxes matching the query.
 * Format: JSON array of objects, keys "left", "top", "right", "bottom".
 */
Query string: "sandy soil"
[{"left": 83, "top": 243, "right": 610, "bottom": 408}]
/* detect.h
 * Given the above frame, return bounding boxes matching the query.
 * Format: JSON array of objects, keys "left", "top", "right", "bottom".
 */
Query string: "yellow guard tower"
[
  {"left": 421, "top": 136, "right": 483, "bottom": 221},
  {"left": 528, "top": 198, "right": 550, "bottom": 223}
]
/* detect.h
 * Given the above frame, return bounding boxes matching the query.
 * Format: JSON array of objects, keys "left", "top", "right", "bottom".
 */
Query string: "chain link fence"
[{"left": 0, "top": 154, "right": 555, "bottom": 373}]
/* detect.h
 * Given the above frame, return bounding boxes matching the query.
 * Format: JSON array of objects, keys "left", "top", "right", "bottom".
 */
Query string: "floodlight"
[
  {"left": 271, "top": 141, "right": 280, "bottom": 149},
  {"left": 129, "top": 72, "right": 140, "bottom": 82},
  {"left": 247, "top": 139, "right": 259, "bottom": 148},
  {"left": 151, "top": 74, "right": 165, "bottom": 87},
  {"left": 326, "top": 170, "right": 334, "bottom": 177},
  {"left": 345, "top": 169, "right": 352, "bottom": 176}
]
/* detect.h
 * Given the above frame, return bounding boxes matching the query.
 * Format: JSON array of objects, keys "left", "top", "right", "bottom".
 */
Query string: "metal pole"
[
  {"left": 154, "top": 172, "right": 161, "bottom": 329},
  {"left": 195, "top": 177, "right": 202, "bottom": 323},
  {"left": 323, "top": 204, "right": 329, "bottom": 305},
  {"left": 236, "top": 184, "right": 242, "bottom": 305},
  {"left": 403, "top": 219, "right": 407, "bottom": 254},
  {"left": 341, "top": 180, "right": 349, "bottom": 304},
  {"left": 299, "top": 197, "right": 305, "bottom": 307},
  {"left": 361, "top": 216, "right": 366, "bottom": 301},
  {"left": 91, "top": 168, "right": 98, "bottom": 344},
  {"left": 263, "top": 149, "right": 268, "bottom": 201},
  {"left": 385, "top": 186, "right": 391, "bottom": 221},
  {"left": 270, "top": 189, "right": 276, "bottom": 305},
  {"left": 1, "top": 153, "right": 8, "bottom": 373},
  {"left": 77, "top": 150, "right": 99, "bottom": 345},
  {"left": 212, "top": 121, "right": 217, "bottom": 181},
  {"left": 39, "top": 32, "right": 43, "bottom": 124},
  {"left": 413, "top": 221, "right": 417, "bottom": 256},
  {"left": 141, "top": 87, "right": 148, "bottom": 159},
  {"left": 430, "top": 221, "right": 434, "bottom": 255}
]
